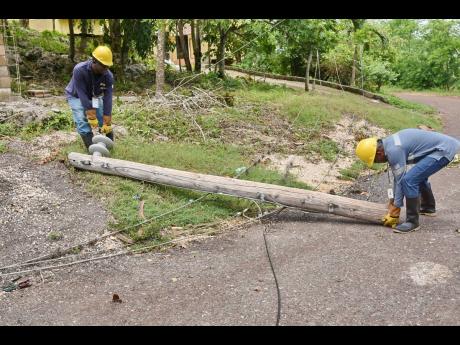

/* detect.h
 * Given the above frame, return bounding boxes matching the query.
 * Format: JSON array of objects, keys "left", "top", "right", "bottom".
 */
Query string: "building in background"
[
  {"left": 28, "top": 19, "right": 104, "bottom": 35},
  {"left": 0, "top": 33, "right": 11, "bottom": 101},
  {"left": 11, "top": 20, "right": 212, "bottom": 72}
]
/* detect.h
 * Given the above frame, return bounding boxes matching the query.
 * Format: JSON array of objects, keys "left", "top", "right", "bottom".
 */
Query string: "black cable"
[{"left": 262, "top": 223, "right": 282, "bottom": 326}]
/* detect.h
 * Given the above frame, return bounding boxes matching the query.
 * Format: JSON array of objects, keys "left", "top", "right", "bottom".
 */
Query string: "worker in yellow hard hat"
[
  {"left": 356, "top": 128, "right": 460, "bottom": 234},
  {"left": 65, "top": 45, "right": 114, "bottom": 150}
]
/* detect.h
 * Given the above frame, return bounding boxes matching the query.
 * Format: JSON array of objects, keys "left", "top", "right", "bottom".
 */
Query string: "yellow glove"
[
  {"left": 382, "top": 214, "right": 399, "bottom": 228},
  {"left": 101, "top": 115, "right": 112, "bottom": 134},
  {"left": 85, "top": 109, "right": 98, "bottom": 128},
  {"left": 381, "top": 199, "right": 401, "bottom": 228}
]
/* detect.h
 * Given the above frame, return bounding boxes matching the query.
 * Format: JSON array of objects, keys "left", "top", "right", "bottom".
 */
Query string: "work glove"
[
  {"left": 85, "top": 109, "right": 98, "bottom": 128},
  {"left": 101, "top": 115, "right": 112, "bottom": 134},
  {"left": 381, "top": 198, "right": 401, "bottom": 228}
]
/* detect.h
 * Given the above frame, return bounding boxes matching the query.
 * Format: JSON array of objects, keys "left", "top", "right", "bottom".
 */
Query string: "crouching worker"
[
  {"left": 65, "top": 45, "right": 114, "bottom": 150},
  {"left": 356, "top": 128, "right": 460, "bottom": 233}
]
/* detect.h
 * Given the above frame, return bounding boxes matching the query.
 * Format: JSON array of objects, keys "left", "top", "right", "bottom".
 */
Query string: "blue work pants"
[
  {"left": 401, "top": 156, "right": 450, "bottom": 199},
  {"left": 68, "top": 96, "right": 103, "bottom": 135}
]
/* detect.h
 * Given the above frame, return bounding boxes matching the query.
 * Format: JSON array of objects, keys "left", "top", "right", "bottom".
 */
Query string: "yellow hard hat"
[
  {"left": 356, "top": 137, "right": 378, "bottom": 167},
  {"left": 92, "top": 45, "right": 113, "bottom": 67}
]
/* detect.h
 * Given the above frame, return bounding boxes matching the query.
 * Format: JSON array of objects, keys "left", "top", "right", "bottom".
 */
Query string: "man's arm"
[
  {"left": 73, "top": 68, "right": 92, "bottom": 110},
  {"left": 387, "top": 146, "right": 407, "bottom": 208}
]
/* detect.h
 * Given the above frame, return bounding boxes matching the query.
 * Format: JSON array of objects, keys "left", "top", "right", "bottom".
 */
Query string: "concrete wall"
[
  {"left": 0, "top": 33, "right": 11, "bottom": 101},
  {"left": 28, "top": 19, "right": 104, "bottom": 35}
]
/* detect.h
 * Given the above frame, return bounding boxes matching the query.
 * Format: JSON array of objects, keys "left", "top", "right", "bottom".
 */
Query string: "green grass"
[
  {"left": 62, "top": 136, "right": 311, "bottom": 242},
  {"left": 0, "top": 140, "right": 7, "bottom": 153},
  {"left": 338, "top": 160, "right": 386, "bottom": 181},
  {"left": 236, "top": 82, "right": 442, "bottom": 134}
]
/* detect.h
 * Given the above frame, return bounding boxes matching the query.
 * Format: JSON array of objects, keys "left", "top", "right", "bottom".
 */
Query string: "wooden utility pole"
[{"left": 68, "top": 153, "right": 387, "bottom": 224}]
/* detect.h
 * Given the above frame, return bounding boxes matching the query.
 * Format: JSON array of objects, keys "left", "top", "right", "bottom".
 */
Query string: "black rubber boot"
[
  {"left": 80, "top": 132, "right": 94, "bottom": 151},
  {"left": 420, "top": 185, "right": 436, "bottom": 216},
  {"left": 394, "top": 197, "right": 421, "bottom": 233}
]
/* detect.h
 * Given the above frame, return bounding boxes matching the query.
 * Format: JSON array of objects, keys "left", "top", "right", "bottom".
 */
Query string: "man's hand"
[
  {"left": 382, "top": 199, "right": 401, "bottom": 228},
  {"left": 387, "top": 199, "right": 401, "bottom": 217},
  {"left": 85, "top": 109, "right": 98, "bottom": 128},
  {"left": 101, "top": 115, "right": 112, "bottom": 134},
  {"left": 382, "top": 214, "right": 399, "bottom": 228}
]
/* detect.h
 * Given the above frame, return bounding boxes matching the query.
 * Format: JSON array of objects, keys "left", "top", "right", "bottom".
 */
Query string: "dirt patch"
[
  {"left": 265, "top": 115, "right": 390, "bottom": 192},
  {"left": 0, "top": 152, "right": 123, "bottom": 287},
  {"left": 7, "top": 131, "right": 78, "bottom": 162}
]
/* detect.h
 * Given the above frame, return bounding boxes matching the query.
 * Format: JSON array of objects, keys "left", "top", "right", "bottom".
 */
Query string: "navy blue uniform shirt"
[{"left": 65, "top": 59, "right": 114, "bottom": 116}]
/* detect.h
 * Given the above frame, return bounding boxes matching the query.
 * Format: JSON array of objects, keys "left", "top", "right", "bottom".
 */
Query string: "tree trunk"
[
  {"left": 235, "top": 51, "right": 242, "bottom": 64},
  {"left": 177, "top": 20, "right": 192, "bottom": 72},
  {"left": 190, "top": 19, "right": 202, "bottom": 72},
  {"left": 217, "top": 27, "right": 227, "bottom": 79},
  {"left": 79, "top": 19, "right": 89, "bottom": 55},
  {"left": 52, "top": 19, "right": 55, "bottom": 32},
  {"left": 68, "top": 152, "right": 387, "bottom": 224},
  {"left": 109, "top": 19, "right": 122, "bottom": 75},
  {"left": 20, "top": 19, "right": 29, "bottom": 29},
  {"left": 305, "top": 49, "right": 313, "bottom": 92},
  {"left": 121, "top": 34, "right": 130, "bottom": 71},
  {"left": 1, "top": 20, "right": 10, "bottom": 41},
  {"left": 208, "top": 42, "right": 212, "bottom": 72},
  {"left": 351, "top": 45, "right": 358, "bottom": 87},
  {"left": 68, "top": 19, "right": 75, "bottom": 62},
  {"left": 155, "top": 20, "right": 166, "bottom": 98}
]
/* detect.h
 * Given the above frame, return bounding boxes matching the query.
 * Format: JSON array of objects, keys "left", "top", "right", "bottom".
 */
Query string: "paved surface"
[{"left": 1, "top": 92, "right": 459, "bottom": 326}]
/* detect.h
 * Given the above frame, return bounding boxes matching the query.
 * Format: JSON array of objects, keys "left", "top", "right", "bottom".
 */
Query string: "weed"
[
  {"left": 47, "top": 231, "right": 63, "bottom": 241},
  {"left": 0, "top": 141, "right": 7, "bottom": 153},
  {"left": 22, "top": 111, "right": 74, "bottom": 138},
  {"left": 0, "top": 123, "right": 17, "bottom": 137},
  {"left": 339, "top": 161, "right": 366, "bottom": 180}
]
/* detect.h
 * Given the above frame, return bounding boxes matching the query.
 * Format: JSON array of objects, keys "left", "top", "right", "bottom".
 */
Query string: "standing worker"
[
  {"left": 65, "top": 45, "right": 114, "bottom": 150},
  {"left": 355, "top": 128, "right": 460, "bottom": 233}
]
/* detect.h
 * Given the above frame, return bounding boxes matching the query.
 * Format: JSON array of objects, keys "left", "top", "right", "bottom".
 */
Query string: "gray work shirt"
[{"left": 382, "top": 128, "right": 460, "bottom": 207}]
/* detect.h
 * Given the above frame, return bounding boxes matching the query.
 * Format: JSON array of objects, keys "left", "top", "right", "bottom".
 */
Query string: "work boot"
[
  {"left": 80, "top": 132, "right": 94, "bottom": 151},
  {"left": 420, "top": 185, "right": 436, "bottom": 216},
  {"left": 393, "top": 197, "right": 420, "bottom": 234}
]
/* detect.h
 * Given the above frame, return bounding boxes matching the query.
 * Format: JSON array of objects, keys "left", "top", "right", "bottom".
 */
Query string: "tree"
[
  {"left": 386, "top": 19, "right": 460, "bottom": 90},
  {"left": 77, "top": 19, "right": 92, "bottom": 55},
  {"left": 101, "top": 19, "right": 156, "bottom": 77},
  {"left": 177, "top": 19, "right": 192, "bottom": 72},
  {"left": 363, "top": 59, "right": 398, "bottom": 91},
  {"left": 68, "top": 19, "right": 75, "bottom": 62},
  {"left": 350, "top": 19, "right": 366, "bottom": 87},
  {"left": 423, "top": 19, "right": 460, "bottom": 90},
  {"left": 202, "top": 19, "right": 250, "bottom": 78},
  {"left": 190, "top": 19, "right": 202, "bottom": 72},
  {"left": 20, "top": 19, "right": 29, "bottom": 29},
  {"left": 276, "top": 19, "right": 338, "bottom": 90},
  {"left": 155, "top": 19, "right": 166, "bottom": 98}
]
